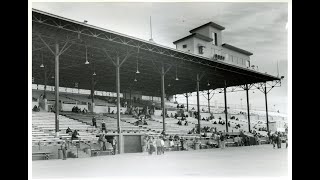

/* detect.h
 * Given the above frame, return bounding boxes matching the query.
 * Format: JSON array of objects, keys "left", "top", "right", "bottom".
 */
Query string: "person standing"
[
  {"left": 272, "top": 133, "right": 277, "bottom": 149},
  {"left": 112, "top": 137, "right": 117, "bottom": 155},
  {"left": 60, "top": 139, "right": 68, "bottom": 160},
  {"left": 101, "top": 120, "right": 106, "bottom": 133},
  {"left": 92, "top": 116, "right": 97, "bottom": 128},
  {"left": 155, "top": 137, "right": 162, "bottom": 155},
  {"left": 220, "top": 133, "right": 225, "bottom": 149},
  {"left": 277, "top": 132, "right": 282, "bottom": 149},
  {"left": 160, "top": 137, "right": 165, "bottom": 154}
]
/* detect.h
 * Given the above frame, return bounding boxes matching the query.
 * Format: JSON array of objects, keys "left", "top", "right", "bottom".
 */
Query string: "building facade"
[{"left": 173, "top": 22, "right": 253, "bottom": 68}]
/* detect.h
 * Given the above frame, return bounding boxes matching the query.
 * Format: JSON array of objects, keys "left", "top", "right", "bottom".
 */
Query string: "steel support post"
[
  {"left": 55, "top": 42, "right": 60, "bottom": 137},
  {"left": 161, "top": 65, "right": 166, "bottom": 134},
  {"left": 196, "top": 74, "right": 201, "bottom": 134},
  {"left": 116, "top": 56, "right": 122, "bottom": 154},
  {"left": 246, "top": 84, "right": 251, "bottom": 132},
  {"left": 207, "top": 90, "right": 210, "bottom": 113},
  {"left": 224, "top": 80, "right": 228, "bottom": 132},
  {"left": 264, "top": 83, "right": 270, "bottom": 133},
  {"left": 186, "top": 94, "right": 189, "bottom": 112}
]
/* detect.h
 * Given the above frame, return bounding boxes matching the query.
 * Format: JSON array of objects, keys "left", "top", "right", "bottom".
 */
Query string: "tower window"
[
  {"left": 198, "top": 46, "right": 204, "bottom": 54},
  {"left": 182, "top": 44, "right": 187, "bottom": 48}
]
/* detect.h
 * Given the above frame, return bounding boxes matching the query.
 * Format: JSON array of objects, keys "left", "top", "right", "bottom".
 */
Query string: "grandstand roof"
[{"left": 32, "top": 9, "right": 280, "bottom": 97}]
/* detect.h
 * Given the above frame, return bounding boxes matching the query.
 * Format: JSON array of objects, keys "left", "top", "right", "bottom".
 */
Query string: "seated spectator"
[
  {"left": 177, "top": 104, "right": 180, "bottom": 108},
  {"left": 181, "top": 104, "right": 184, "bottom": 108},
  {"left": 219, "top": 117, "right": 222, "bottom": 120},
  {"left": 236, "top": 118, "right": 239, "bottom": 121},
  {"left": 228, "top": 122, "right": 230, "bottom": 127},
  {"left": 66, "top": 127, "right": 72, "bottom": 134},
  {"left": 111, "top": 110, "right": 114, "bottom": 114},
  {"left": 184, "top": 121, "right": 188, "bottom": 126},
  {"left": 71, "top": 130, "right": 79, "bottom": 140},
  {"left": 170, "top": 113, "right": 174, "bottom": 118},
  {"left": 177, "top": 120, "right": 182, "bottom": 126},
  {"left": 174, "top": 113, "right": 178, "bottom": 119},
  {"left": 143, "top": 120, "right": 148, "bottom": 125},
  {"left": 213, "top": 121, "right": 217, "bottom": 124},
  {"left": 202, "top": 117, "right": 205, "bottom": 121}
]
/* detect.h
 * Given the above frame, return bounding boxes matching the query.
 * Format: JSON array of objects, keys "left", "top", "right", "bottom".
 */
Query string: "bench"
[{"left": 32, "top": 152, "right": 53, "bottom": 160}]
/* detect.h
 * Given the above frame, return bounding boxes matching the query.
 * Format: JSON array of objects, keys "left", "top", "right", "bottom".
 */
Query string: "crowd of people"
[
  {"left": 32, "top": 105, "right": 40, "bottom": 112},
  {"left": 71, "top": 106, "right": 88, "bottom": 113},
  {"left": 144, "top": 136, "right": 165, "bottom": 155},
  {"left": 97, "top": 132, "right": 117, "bottom": 155}
]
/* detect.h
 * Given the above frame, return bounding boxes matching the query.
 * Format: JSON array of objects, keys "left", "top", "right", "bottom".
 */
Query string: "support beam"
[
  {"left": 207, "top": 90, "right": 210, "bottom": 113},
  {"left": 196, "top": 74, "right": 201, "bottom": 134},
  {"left": 54, "top": 42, "right": 60, "bottom": 137},
  {"left": 161, "top": 65, "right": 166, "bottom": 134},
  {"left": 186, "top": 93, "right": 189, "bottom": 112},
  {"left": 116, "top": 56, "right": 122, "bottom": 154},
  {"left": 264, "top": 83, "right": 270, "bottom": 133},
  {"left": 246, "top": 84, "right": 251, "bottom": 132},
  {"left": 43, "top": 67, "right": 47, "bottom": 98},
  {"left": 224, "top": 80, "right": 228, "bottom": 132}
]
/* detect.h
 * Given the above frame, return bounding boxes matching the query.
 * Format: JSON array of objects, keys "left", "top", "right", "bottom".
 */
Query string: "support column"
[
  {"left": 207, "top": 90, "right": 210, "bottom": 113},
  {"left": 186, "top": 93, "right": 189, "bottom": 112},
  {"left": 196, "top": 74, "right": 201, "bottom": 134},
  {"left": 116, "top": 56, "right": 123, "bottom": 154},
  {"left": 246, "top": 84, "right": 251, "bottom": 132},
  {"left": 43, "top": 67, "right": 47, "bottom": 99},
  {"left": 91, "top": 76, "right": 95, "bottom": 113},
  {"left": 224, "top": 80, "right": 228, "bottom": 132},
  {"left": 264, "top": 83, "right": 270, "bottom": 133},
  {"left": 161, "top": 65, "right": 166, "bottom": 134},
  {"left": 54, "top": 42, "right": 60, "bottom": 137}
]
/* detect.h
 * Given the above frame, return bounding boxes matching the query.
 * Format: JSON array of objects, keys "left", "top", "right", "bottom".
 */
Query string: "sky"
[{"left": 32, "top": 1, "right": 289, "bottom": 114}]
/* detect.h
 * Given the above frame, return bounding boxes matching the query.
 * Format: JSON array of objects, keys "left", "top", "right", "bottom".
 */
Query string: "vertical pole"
[
  {"left": 116, "top": 56, "right": 122, "bottom": 154},
  {"left": 246, "top": 84, "right": 251, "bottom": 132},
  {"left": 224, "top": 80, "right": 228, "bottom": 132},
  {"left": 161, "top": 65, "right": 166, "bottom": 134},
  {"left": 264, "top": 83, "right": 270, "bottom": 133},
  {"left": 186, "top": 93, "right": 189, "bottom": 112},
  {"left": 44, "top": 67, "right": 47, "bottom": 98},
  {"left": 207, "top": 90, "right": 210, "bottom": 113},
  {"left": 55, "top": 42, "right": 60, "bottom": 137},
  {"left": 196, "top": 74, "right": 201, "bottom": 134},
  {"left": 129, "top": 89, "right": 132, "bottom": 106},
  {"left": 91, "top": 76, "right": 95, "bottom": 112}
]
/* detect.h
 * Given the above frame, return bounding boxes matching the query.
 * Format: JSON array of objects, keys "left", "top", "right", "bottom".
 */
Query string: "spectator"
[
  {"left": 184, "top": 121, "right": 188, "bottom": 126},
  {"left": 177, "top": 104, "right": 180, "bottom": 108},
  {"left": 101, "top": 121, "right": 106, "bottom": 133},
  {"left": 213, "top": 121, "right": 217, "bottom": 124},
  {"left": 277, "top": 132, "right": 282, "bottom": 149},
  {"left": 147, "top": 137, "right": 156, "bottom": 155},
  {"left": 155, "top": 137, "right": 162, "bottom": 155},
  {"left": 202, "top": 117, "right": 205, "bottom": 121},
  {"left": 177, "top": 120, "right": 182, "bottom": 126},
  {"left": 71, "top": 130, "right": 79, "bottom": 141},
  {"left": 180, "top": 137, "right": 185, "bottom": 150},
  {"left": 98, "top": 133, "right": 106, "bottom": 151},
  {"left": 220, "top": 133, "right": 226, "bottom": 149},
  {"left": 92, "top": 116, "right": 97, "bottom": 128},
  {"left": 60, "top": 139, "right": 68, "bottom": 160},
  {"left": 160, "top": 137, "right": 165, "bottom": 154},
  {"left": 66, "top": 127, "right": 72, "bottom": 135},
  {"left": 112, "top": 137, "right": 117, "bottom": 155},
  {"left": 169, "top": 139, "right": 174, "bottom": 148},
  {"left": 228, "top": 122, "right": 230, "bottom": 127},
  {"left": 170, "top": 113, "right": 174, "bottom": 118}
]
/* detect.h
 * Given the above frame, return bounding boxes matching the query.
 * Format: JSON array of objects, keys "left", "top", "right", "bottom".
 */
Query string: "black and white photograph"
[{"left": 30, "top": 0, "right": 291, "bottom": 179}]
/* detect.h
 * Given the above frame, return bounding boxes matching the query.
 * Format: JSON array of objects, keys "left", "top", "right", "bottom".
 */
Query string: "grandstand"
[{"left": 32, "top": 8, "right": 285, "bottom": 160}]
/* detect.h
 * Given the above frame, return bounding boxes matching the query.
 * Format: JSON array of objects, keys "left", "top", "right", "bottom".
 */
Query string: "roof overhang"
[
  {"left": 222, "top": 43, "right": 253, "bottom": 56},
  {"left": 32, "top": 9, "right": 279, "bottom": 97},
  {"left": 190, "top": 21, "right": 226, "bottom": 33}
]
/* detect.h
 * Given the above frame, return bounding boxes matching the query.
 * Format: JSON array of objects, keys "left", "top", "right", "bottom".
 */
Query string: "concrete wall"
[
  {"left": 193, "top": 26, "right": 222, "bottom": 46},
  {"left": 222, "top": 48, "right": 250, "bottom": 67},
  {"left": 176, "top": 38, "right": 194, "bottom": 54},
  {"left": 94, "top": 105, "right": 108, "bottom": 114},
  {"left": 109, "top": 107, "right": 127, "bottom": 114}
]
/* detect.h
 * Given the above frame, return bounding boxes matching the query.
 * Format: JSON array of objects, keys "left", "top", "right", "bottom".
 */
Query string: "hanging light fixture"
[
  {"left": 207, "top": 81, "right": 210, "bottom": 86},
  {"left": 175, "top": 66, "right": 179, "bottom": 80},
  {"left": 40, "top": 52, "right": 44, "bottom": 68},
  {"left": 93, "top": 72, "right": 96, "bottom": 76},
  {"left": 85, "top": 46, "right": 90, "bottom": 65},
  {"left": 134, "top": 78, "right": 137, "bottom": 82},
  {"left": 168, "top": 83, "right": 171, "bottom": 87},
  {"left": 136, "top": 59, "right": 140, "bottom": 74},
  {"left": 51, "top": 75, "right": 54, "bottom": 79}
]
